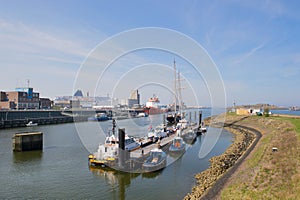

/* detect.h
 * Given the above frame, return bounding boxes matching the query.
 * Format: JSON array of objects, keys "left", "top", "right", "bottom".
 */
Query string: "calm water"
[
  {"left": 271, "top": 109, "right": 300, "bottom": 116},
  {"left": 0, "top": 109, "right": 233, "bottom": 199}
]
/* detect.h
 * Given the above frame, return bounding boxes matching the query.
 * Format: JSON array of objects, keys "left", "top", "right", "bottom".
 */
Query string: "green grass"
[
  {"left": 221, "top": 116, "right": 300, "bottom": 199},
  {"left": 288, "top": 118, "right": 300, "bottom": 134},
  {"left": 246, "top": 134, "right": 271, "bottom": 168},
  {"left": 273, "top": 117, "right": 300, "bottom": 139}
]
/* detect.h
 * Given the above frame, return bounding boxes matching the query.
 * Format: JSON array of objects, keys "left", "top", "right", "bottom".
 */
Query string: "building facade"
[
  {"left": 0, "top": 88, "right": 40, "bottom": 110},
  {"left": 39, "top": 98, "right": 52, "bottom": 109},
  {"left": 128, "top": 90, "right": 140, "bottom": 108}
]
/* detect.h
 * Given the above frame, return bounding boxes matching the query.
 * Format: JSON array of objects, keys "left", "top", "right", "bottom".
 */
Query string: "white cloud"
[{"left": 233, "top": 43, "right": 266, "bottom": 65}]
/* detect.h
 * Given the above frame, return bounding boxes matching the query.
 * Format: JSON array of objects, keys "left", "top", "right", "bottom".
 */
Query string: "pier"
[{"left": 130, "top": 132, "right": 178, "bottom": 158}]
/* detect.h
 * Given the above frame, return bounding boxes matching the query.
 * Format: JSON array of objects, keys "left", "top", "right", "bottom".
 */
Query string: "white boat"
[
  {"left": 154, "top": 125, "right": 167, "bottom": 139},
  {"left": 148, "top": 127, "right": 158, "bottom": 142},
  {"left": 89, "top": 134, "right": 141, "bottom": 167},
  {"left": 26, "top": 121, "right": 38, "bottom": 127},
  {"left": 137, "top": 112, "right": 148, "bottom": 117},
  {"left": 176, "top": 118, "right": 188, "bottom": 129},
  {"left": 103, "top": 134, "right": 140, "bottom": 152}
]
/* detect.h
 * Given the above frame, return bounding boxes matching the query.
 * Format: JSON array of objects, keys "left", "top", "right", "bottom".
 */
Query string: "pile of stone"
[{"left": 184, "top": 125, "right": 255, "bottom": 200}]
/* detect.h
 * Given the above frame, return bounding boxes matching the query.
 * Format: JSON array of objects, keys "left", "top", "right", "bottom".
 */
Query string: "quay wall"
[{"left": 0, "top": 110, "right": 100, "bottom": 129}]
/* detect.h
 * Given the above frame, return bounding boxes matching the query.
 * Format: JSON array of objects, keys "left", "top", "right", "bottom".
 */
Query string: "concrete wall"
[{"left": 13, "top": 132, "right": 43, "bottom": 151}]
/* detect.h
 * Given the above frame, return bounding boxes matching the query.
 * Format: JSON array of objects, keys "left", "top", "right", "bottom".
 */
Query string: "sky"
[{"left": 0, "top": 0, "right": 300, "bottom": 107}]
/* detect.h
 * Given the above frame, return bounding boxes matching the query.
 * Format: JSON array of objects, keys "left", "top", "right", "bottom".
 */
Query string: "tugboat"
[
  {"left": 142, "top": 148, "right": 167, "bottom": 172},
  {"left": 89, "top": 119, "right": 141, "bottom": 168}
]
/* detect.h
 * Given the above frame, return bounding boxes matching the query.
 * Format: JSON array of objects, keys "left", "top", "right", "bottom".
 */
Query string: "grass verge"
[{"left": 220, "top": 115, "right": 300, "bottom": 199}]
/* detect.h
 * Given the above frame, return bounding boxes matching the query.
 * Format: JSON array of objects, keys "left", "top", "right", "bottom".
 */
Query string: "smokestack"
[
  {"left": 118, "top": 128, "right": 126, "bottom": 169},
  {"left": 118, "top": 128, "right": 125, "bottom": 150},
  {"left": 199, "top": 111, "right": 202, "bottom": 128}
]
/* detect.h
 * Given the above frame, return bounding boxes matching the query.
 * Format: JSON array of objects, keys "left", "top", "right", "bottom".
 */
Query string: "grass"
[
  {"left": 220, "top": 115, "right": 300, "bottom": 200},
  {"left": 246, "top": 134, "right": 271, "bottom": 168},
  {"left": 287, "top": 118, "right": 300, "bottom": 138}
]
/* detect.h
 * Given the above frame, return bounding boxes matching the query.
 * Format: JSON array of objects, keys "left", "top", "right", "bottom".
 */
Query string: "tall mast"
[
  {"left": 178, "top": 70, "right": 183, "bottom": 113},
  {"left": 173, "top": 59, "right": 177, "bottom": 113}
]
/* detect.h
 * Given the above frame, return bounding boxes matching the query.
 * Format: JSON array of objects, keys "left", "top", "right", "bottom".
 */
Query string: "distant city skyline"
[{"left": 0, "top": 1, "right": 299, "bottom": 107}]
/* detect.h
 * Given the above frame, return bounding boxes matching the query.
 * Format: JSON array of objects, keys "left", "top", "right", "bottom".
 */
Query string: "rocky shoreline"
[{"left": 184, "top": 116, "right": 261, "bottom": 200}]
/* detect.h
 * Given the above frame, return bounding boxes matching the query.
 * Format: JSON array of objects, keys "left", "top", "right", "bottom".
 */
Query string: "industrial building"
[{"left": 0, "top": 88, "right": 41, "bottom": 110}]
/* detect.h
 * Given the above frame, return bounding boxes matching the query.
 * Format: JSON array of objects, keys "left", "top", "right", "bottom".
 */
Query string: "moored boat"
[
  {"left": 169, "top": 137, "right": 186, "bottom": 153},
  {"left": 182, "top": 129, "right": 197, "bottom": 144},
  {"left": 166, "top": 113, "right": 182, "bottom": 125},
  {"left": 26, "top": 121, "right": 38, "bottom": 127},
  {"left": 89, "top": 132, "right": 141, "bottom": 167},
  {"left": 142, "top": 148, "right": 167, "bottom": 172},
  {"left": 88, "top": 141, "right": 118, "bottom": 168},
  {"left": 88, "top": 113, "right": 110, "bottom": 121}
]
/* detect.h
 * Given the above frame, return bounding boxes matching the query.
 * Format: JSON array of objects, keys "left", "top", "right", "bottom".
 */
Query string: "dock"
[{"left": 130, "top": 133, "right": 178, "bottom": 158}]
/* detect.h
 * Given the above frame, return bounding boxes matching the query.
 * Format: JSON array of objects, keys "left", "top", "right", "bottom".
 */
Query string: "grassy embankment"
[{"left": 220, "top": 114, "right": 300, "bottom": 199}]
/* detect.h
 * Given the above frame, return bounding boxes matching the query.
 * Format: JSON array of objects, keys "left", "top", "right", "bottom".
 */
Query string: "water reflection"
[
  {"left": 89, "top": 167, "right": 160, "bottom": 200},
  {"left": 13, "top": 151, "right": 43, "bottom": 164}
]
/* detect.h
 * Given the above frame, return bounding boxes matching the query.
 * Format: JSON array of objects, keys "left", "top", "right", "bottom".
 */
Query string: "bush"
[{"left": 264, "top": 108, "right": 270, "bottom": 117}]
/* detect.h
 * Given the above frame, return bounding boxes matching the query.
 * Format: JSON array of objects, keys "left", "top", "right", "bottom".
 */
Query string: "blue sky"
[{"left": 0, "top": 0, "right": 299, "bottom": 107}]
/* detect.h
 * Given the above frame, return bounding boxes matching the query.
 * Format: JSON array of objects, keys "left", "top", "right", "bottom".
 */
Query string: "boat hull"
[{"left": 143, "top": 159, "right": 167, "bottom": 173}]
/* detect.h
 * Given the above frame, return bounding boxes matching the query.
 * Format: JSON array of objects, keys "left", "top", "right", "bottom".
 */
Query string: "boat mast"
[
  {"left": 177, "top": 70, "right": 183, "bottom": 114},
  {"left": 174, "top": 59, "right": 177, "bottom": 113}
]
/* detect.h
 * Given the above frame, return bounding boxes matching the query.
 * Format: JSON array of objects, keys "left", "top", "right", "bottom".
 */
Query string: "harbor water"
[
  {"left": 0, "top": 109, "right": 233, "bottom": 199},
  {"left": 270, "top": 109, "right": 300, "bottom": 116}
]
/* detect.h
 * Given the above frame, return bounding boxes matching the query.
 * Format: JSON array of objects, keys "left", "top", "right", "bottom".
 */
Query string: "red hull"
[{"left": 145, "top": 107, "right": 168, "bottom": 115}]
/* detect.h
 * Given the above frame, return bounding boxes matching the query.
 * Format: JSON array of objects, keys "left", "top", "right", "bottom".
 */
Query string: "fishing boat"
[
  {"left": 182, "top": 129, "right": 197, "bottom": 144},
  {"left": 169, "top": 137, "right": 186, "bottom": 153},
  {"left": 142, "top": 148, "right": 167, "bottom": 172},
  {"left": 26, "top": 121, "right": 38, "bottom": 127}
]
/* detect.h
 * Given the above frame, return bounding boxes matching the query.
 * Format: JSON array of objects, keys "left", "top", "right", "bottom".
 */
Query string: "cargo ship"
[{"left": 144, "top": 95, "right": 169, "bottom": 115}]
